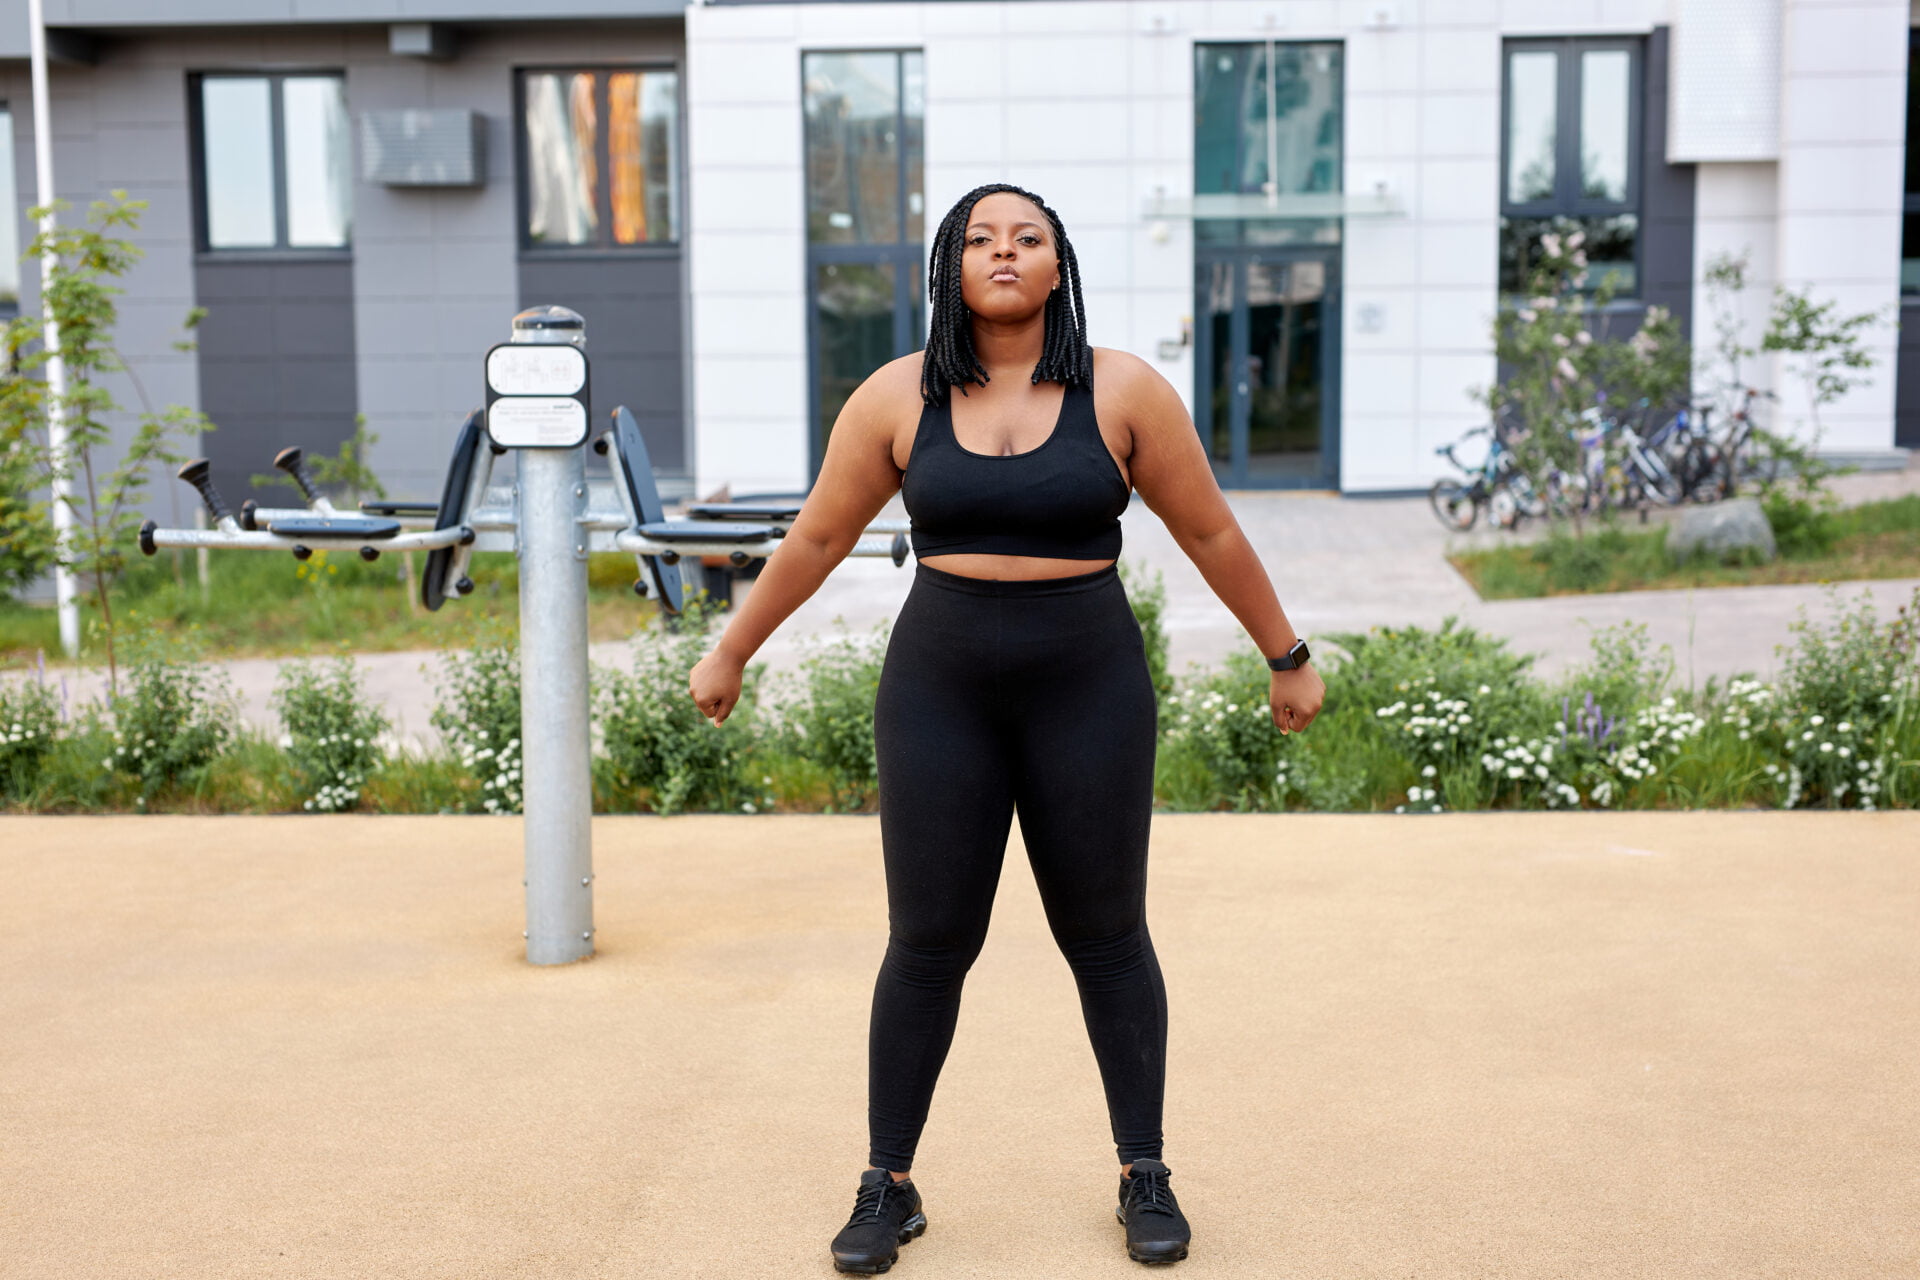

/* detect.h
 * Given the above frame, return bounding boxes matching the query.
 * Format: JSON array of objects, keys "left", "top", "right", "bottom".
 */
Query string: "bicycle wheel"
[
  {"left": 1636, "top": 456, "right": 1685, "bottom": 506},
  {"left": 1429, "top": 479, "right": 1480, "bottom": 531},
  {"left": 1546, "top": 467, "right": 1591, "bottom": 518},
  {"left": 1488, "top": 481, "right": 1523, "bottom": 530}
]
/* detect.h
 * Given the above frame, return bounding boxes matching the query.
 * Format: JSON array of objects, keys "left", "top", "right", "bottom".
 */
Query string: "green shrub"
[
  {"left": 596, "top": 595, "right": 771, "bottom": 815},
  {"left": 1160, "top": 649, "right": 1286, "bottom": 811},
  {"left": 271, "top": 656, "right": 391, "bottom": 813},
  {"left": 103, "top": 630, "right": 237, "bottom": 801},
  {"left": 1119, "top": 557, "right": 1174, "bottom": 719},
  {"left": 1331, "top": 617, "right": 1549, "bottom": 804},
  {"left": 1533, "top": 521, "right": 1637, "bottom": 590},
  {"left": 1760, "top": 489, "right": 1839, "bottom": 559},
  {"left": 1765, "top": 585, "right": 1918, "bottom": 809},
  {"left": 0, "top": 661, "right": 61, "bottom": 801},
  {"left": 767, "top": 618, "right": 889, "bottom": 812},
  {"left": 428, "top": 621, "right": 522, "bottom": 815}
]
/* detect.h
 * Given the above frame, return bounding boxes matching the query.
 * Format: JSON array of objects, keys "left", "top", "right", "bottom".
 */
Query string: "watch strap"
[{"left": 1266, "top": 638, "right": 1310, "bottom": 671}]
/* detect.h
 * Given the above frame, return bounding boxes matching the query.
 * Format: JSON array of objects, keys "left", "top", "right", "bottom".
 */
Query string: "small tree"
[
  {"left": 1471, "top": 222, "right": 1688, "bottom": 535},
  {"left": 1760, "top": 282, "right": 1893, "bottom": 451},
  {"left": 0, "top": 192, "right": 212, "bottom": 689},
  {"left": 1700, "top": 247, "right": 1891, "bottom": 500}
]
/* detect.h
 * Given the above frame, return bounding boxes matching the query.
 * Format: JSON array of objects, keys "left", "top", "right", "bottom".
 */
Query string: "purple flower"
[{"left": 1561, "top": 691, "right": 1619, "bottom": 752}]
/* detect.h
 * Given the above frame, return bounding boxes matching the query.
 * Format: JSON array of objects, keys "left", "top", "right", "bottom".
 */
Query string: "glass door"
[{"left": 1195, "top": 247, "right": 1340, "bottom": 489}]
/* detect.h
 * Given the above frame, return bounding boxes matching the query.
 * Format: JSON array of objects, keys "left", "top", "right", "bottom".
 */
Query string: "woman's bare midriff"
[{"left": 919, "top": 553, "right": 1116, "bottom": 581}]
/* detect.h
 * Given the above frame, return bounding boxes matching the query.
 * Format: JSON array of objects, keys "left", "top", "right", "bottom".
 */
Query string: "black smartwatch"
[{"left": 1266, "top": 638, "right": 1310, "bottom": 671}]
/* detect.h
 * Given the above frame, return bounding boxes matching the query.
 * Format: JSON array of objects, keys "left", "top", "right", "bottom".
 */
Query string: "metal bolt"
[
  {"left": 581, "top": 876, "right": 590, "bottom": 886},
  {"left": 581, "top": 931, "right": 591, "bottom": 940},
  {"left": 522, "top": 931, "right": 528, "bottom": 939}
]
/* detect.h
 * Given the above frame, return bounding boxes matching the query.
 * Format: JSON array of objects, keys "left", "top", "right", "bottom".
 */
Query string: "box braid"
[{"left": 920, "top": 182, "right": 1092, "bottom": 407}]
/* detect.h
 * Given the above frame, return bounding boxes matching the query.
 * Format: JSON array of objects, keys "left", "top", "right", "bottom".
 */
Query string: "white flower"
[
  {"left": 1810, "top": 715, "right": 1824, "bottom": 727},
  {"left": 1819, "top": 742, "right": 1833, "bottom": 754},
  {"left": 1420, "top": 764, "right": 1437, "bottom": 778}
]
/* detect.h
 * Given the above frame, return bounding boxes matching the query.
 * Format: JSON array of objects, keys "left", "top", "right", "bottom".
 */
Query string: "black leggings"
[{"left": 866, "top": 559, "right": 1165, "bottom": 1171}]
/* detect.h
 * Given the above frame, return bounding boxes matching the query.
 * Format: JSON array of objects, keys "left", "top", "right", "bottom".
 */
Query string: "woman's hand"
[
  {"left": 689, "top": 646, "right": 746, "bottom": 727},
  {"left": 1271, "top": 665, "right": 1324, "bottom": 736}
]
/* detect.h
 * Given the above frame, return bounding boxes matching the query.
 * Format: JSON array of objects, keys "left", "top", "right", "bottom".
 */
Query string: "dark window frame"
[
  {"left": 512, "top": 62, "right": 684, "bottom": 257},
  {"left": 1900, "top": 27, "right": 1920, "bottom": 297},
  {"left": 187, "top": 69, "right": 351, "bottom": 257},
  {"left": 0, "top": 100, "right": 18, "bottom": 320},
  {"left": 799, "top": 46, "right": 924, "bottom": 485},
  {"left": 1497, "top": 34, "right": 1644, "bottom": 306}
]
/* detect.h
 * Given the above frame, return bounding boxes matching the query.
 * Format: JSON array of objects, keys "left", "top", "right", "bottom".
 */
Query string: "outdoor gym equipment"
[{"left": 138, "top": 305, "right": 910, "bottom": 965}]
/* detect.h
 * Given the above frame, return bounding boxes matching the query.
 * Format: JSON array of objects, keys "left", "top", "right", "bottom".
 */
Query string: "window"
[
  {"left": 1194, "top": 42, "right": 1343, "bottom": 201},
  {"left": 1498, "top": 37, "right": 1641, "bottom": 299},
  {"left": 519, "top": 67, "right": 680, "bottom": 249},
  {"left": 801, "top": 49, "right": 923, "bottom": 478},
  {"left": 1193, "top": 41, "right": 1343, "bottom": 247},
  {"left": 191, "top": 73, "right": 351, "bottom": 251}
]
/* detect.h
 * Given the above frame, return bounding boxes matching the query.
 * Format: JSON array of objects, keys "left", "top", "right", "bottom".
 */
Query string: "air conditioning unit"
[{"left": 360, "top": 109, "right": 486, "bottom": 187}]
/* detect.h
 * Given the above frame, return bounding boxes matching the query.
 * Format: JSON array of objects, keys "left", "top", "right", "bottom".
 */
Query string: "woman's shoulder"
[
  {"left": 868, "top": 349, "right": 931, "bottom": 407},
  {"left": 1091, "top": 345, "right": 1153, "bottom": 390}
]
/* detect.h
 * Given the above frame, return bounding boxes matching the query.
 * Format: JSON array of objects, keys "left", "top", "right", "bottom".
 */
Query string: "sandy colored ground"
[{"left": 2, "top": 811, "right": 1916, "bottom": 1279}]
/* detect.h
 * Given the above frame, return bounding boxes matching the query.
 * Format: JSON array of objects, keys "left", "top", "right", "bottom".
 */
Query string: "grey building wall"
[
  {"left": 0, "top": 1, "right": 686, "bottom": 57},
  {"left": 195, "top": 258, "right": 359, "bottom": 506},
  {"left": 345, "top": 22, "right": 688, "bottom": 498},
  {"left": 1638, "top": 24, "right": 1696, "bottom": 343},
  {"left": 0, "top": 53, "right": 205, "bottom": 536},
  {"left": 1, "top": 18, "right": 689, "bottom": 536}
]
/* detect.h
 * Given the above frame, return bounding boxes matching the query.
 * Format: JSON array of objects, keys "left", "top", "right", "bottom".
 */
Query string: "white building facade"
[{"left": 686, "top": 0, "right": 1912, "bottom": 498}]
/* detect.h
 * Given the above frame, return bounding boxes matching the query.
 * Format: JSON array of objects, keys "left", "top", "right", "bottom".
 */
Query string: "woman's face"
[{"left": 959, "top": 192, "right": 1061, "bottom": 322}]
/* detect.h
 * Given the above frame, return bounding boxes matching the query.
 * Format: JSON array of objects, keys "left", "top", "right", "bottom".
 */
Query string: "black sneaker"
[
  {"left": 830, "top": 1168, "right": 927, "bottom": 1274},
  {"left": 1115, "top": 1158, "right": 1191, "bottom": 1264}
]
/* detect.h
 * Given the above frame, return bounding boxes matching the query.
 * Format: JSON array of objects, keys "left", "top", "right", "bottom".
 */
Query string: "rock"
[{"left": 1666, "top": 496, "right": 1777, "bottom": 563}]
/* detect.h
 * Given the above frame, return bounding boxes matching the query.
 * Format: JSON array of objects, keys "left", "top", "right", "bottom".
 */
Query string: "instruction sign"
[{"left": 486, "top": 343, "right": 590, "bottom": 448}]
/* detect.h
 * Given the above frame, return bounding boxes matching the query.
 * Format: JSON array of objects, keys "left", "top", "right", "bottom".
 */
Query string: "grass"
[
  {"left": 1450, "top": 495, "right": 1920, "bottom": 599},
  {"left": 1, "top": 544, "right": 699, "bottom": 671}
]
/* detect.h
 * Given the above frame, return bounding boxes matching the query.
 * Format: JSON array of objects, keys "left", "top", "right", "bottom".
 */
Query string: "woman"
[{"left": 687, "top": 183, "right": 1324, "bottom": 1272}]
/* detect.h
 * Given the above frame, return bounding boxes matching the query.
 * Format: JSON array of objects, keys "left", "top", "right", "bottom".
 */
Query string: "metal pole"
[
  {"left": 28, "top": 0, "right": 78, "bottom": 658},
  {"left": 509, "top": 307, "right": 594, "bottom": 964}
]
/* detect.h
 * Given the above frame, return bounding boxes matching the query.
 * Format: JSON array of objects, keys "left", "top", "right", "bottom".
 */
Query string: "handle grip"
[
  {"left": 177, "top": 458, "right": 233, "bottom": 525},
  {"left": 273, "top": 446, "right": 324, "bottom": 505}
]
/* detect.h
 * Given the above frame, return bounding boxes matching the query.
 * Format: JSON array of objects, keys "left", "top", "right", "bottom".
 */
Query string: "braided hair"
[{"left": 919, "top": 183, "right": 1092, "bottom": 407}]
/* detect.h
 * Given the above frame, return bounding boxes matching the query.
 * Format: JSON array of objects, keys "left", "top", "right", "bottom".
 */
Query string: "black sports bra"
[{"left": 900, "top": 369, "right": 1130, "bottom": 561}]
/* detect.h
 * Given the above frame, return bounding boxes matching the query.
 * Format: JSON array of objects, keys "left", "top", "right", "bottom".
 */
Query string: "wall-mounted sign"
[{"left": 485, "top": 343, "right": 590, "bottom": 448}]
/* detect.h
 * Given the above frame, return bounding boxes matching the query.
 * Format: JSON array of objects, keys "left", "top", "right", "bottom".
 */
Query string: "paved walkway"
[
  {"left": 3, "top": 811, "right": 1915, "bottom": 1278},
  {"left": 10, "top": 462, "right": 1918, "bottom": 754}
]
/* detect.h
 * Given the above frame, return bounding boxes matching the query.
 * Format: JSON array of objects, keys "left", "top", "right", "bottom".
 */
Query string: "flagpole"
[{"left": 29, "top": 0, "right": 77, "bottom": 657}]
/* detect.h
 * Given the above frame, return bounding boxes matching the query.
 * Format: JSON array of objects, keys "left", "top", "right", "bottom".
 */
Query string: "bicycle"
[{"left": 1429, "top": 420, "right": 1534, "bottom": 531}]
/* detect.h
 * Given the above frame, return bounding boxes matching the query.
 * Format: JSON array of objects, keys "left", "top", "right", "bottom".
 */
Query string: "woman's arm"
[
  {"left": 1114, "top": 351, "right": 1325, "bottom": 734},
  {"left": 688, "top": 360, "right": 909, "bottom": 724}
]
